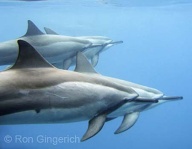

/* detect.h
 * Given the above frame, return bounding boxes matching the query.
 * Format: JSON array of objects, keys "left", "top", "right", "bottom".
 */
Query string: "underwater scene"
[{"left": 0, "top": 0, "right": 191, "bottom": 149}]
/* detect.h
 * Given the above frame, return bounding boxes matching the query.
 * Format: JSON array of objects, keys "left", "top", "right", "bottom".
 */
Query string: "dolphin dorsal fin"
[
  {"left": 44, "top": 27, "right": 58, "bottom": 35},
  {"left": 75, "top": 52, "right": 98, "bottom": 74},
  {"left": 23, "top": 20, "right": 44, "bottom": 37},
  {"left": 11, "top": 40, "right": 54, "bottom": 69}
]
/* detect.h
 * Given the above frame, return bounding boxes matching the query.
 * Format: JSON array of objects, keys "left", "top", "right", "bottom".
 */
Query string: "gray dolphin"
[
  {"left": 0, "top": 40, "right": 182, "bottom": 141},
  {"left": 0, "top": 20, "right": 122, "bottom": 69},
  {"left": 44, "top": 27, "right": 123, "bottom": 67}
]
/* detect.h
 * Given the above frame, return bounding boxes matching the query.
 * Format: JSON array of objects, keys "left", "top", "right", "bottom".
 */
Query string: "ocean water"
[{"left": 0, "top": 0, "right": 191, "bottom": 149}]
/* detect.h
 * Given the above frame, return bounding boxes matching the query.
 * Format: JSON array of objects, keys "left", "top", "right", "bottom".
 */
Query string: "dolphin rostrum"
[
  {"left": 0, "top": 20, "right": 122, "bottom": 69},
  {"left": 0, "top": 40, "right": 182, "bottom": 141}
]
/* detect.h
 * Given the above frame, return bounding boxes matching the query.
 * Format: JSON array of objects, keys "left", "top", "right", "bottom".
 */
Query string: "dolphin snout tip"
[{"left": 178, "top": 96, "right": 183, "bottom": 100}]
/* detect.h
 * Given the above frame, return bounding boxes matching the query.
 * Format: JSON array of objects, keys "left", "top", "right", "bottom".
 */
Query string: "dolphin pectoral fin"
[
  {"left": 114, "top": 112, "right": 140, "bottom": 134},
  {"left": 81, "top": 98, "right": 138, "bottom": 141},
  {"left": 91, "top": 54, "right": 99, "bottom": 67},
  {"left": 63, "top": 59, "right": 72, "bottom": 70},
  {"left": 81, "top": 114, "right": 106, "bottom": 142},
  {"left": 44, "top": 27, "right": 58, "bottom": 35}
]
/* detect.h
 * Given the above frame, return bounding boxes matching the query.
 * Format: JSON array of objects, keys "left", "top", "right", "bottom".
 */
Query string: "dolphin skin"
[
  {"left": 0, "top": 20, "right": 122, "bottom": 69},
  {"left": 0, "top": 40, "right": 182, "bottom": 141},
  {"left": 44, "top": 27, "right": 123, "bottom": 67}
]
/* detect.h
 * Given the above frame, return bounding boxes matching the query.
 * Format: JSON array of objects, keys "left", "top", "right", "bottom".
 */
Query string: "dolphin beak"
[
  {"left": 101, "top": 40, "right": 123, "bottom": 52},
  {"left": 109, "top": 40, "right": 123, "bottom": 45},
  {"left": 159, "top": 96, "right": 183, "bottom": 101}
]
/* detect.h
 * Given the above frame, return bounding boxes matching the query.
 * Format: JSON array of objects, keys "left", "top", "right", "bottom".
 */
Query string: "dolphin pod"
[
  {"left": 44, "top": 27, "right": 123, "bottom": 67},
  {"left": 0, "top": 40, "right": 182, "bottom": 141},
  {"left": 0, "top": 20, "right": 122, "bottom": 69}
]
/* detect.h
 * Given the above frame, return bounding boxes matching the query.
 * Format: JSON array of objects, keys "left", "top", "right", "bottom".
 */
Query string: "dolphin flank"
[
  {"left": 0, "top": 40, "right": 182, "bottom": 141},
  {"left": 44, "top": 27, "right": 123, "bottom": 67}
]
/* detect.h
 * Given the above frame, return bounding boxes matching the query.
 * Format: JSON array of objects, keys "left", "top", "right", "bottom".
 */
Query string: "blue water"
[{"left": 0, "top": 0, "right": 192, "bottom": 149}]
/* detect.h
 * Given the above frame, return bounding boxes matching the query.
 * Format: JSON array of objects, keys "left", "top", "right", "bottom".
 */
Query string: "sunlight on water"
[{"left": 3, "top": 0, "right": 192, "bottom": 7}]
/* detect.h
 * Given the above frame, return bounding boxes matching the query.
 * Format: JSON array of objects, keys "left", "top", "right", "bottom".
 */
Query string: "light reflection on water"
[{"left": 2, "top": 0, "right": 192, "bottom": 7}]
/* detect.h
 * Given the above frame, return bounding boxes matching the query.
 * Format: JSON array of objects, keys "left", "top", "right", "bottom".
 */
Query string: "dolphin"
[
  {"left": 44, "top": 27, "right": 123, "bottom": 67},
  {"left": 0, "top": 20, "right": 122, "bottom": 69},
  {"left": 0, "top": 40, "right": 182, "bottom": 141},
  {"left": 0, "top": 20, "right": 93, "bottom": 69}
]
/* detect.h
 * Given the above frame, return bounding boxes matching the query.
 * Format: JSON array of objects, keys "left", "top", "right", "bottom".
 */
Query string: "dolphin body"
[
  {"left": 0, "top": 20, "right": 122, "bottom": 69},
  {"left": 0, "top": 40, "right": 182, "bottom": 141},
  {"left": 44, "top": 27, "right": 123, "bottom": 67}
]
